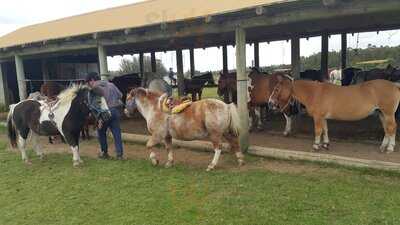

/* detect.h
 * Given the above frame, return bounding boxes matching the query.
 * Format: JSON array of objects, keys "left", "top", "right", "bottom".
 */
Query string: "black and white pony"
[{"left": 7, "top": 85, "right": 111, "bottom": 167}]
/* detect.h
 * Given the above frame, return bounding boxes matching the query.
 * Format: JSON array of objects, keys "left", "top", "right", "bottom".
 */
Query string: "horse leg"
[
  {"left": 147, "top": 136, "right": 160, "bottom": 166},
  {"left": 17, "top": 135, "right": 31, "bottom": 165},
  {"left": 31, "top": 133, "right": 45, "bottom": 161},
  {"left": 255, "top": 107, "right": 263, "bottom": 130},
  {"left": 383, "top": 114, "right": 397, "bottom": 153},
  {"left": 199, "top": 90, "right": 203, "bottom": 100},
  {"left": 379, "top": 113, "right": 389, "bottom": 152},
  {"left": 207, "top": 136, "right": 223, "bottom": 171},
  {"left": 70, "top": 145, "right": 83, "bottom": 167},
  {"left": 224, "top": 133, "right": 245, "bottom": 167},
  {"left": 321, "top": 119, "right": 330, "bottom": 150},
  {"left": 312, "top": 117, "right": 324, "bottom": 151},
  {"left": 283, "top": 113, "right": 292, "bottom": 136},
  {"left": 164, "top": 136, "right": 174, "bottom": 168}
]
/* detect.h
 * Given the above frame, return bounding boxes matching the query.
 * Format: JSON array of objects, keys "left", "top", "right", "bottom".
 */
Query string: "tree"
[{"left": 118, "top": 56, "right": 168, "bottom": 78}]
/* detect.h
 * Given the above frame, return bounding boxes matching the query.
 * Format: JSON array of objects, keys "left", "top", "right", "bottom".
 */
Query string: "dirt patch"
[{"left": 119, "top": 114, "right": 400, "bottom": 164}]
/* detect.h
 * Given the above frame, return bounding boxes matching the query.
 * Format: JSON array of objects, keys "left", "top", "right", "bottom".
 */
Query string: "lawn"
[
  {"left": 172, "top": 87, "right": 220, "bottom": 100},
  {"left": 1, "top": 133, "right": 400, "bottom": 224}
]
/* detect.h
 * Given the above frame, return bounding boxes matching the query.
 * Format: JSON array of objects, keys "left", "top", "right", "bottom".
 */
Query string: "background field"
[{"left": 1, "top": 127, "right": 400, "bottom": 225}]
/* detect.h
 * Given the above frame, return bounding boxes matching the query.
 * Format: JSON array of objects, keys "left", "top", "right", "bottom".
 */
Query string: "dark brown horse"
[
  {"left": 184, "top": 72, "right": 215, "bottom": 101},
  {"left": 217, "top": 71, "right": 237, "bottom": 104},
  {"left": 110, "top": 73, "right": 142, "bottom": 104}
]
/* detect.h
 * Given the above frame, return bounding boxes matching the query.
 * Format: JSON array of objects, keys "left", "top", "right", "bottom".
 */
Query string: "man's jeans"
[{"left": 97, "top": 107, "right": 124, "bottom": 157}]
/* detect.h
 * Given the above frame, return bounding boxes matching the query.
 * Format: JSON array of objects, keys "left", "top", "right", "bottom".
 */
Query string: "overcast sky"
[{"left": 1, "top": 0, "right": 400, "bottom": 72}]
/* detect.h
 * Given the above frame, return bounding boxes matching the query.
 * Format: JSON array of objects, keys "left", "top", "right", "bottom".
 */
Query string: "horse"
[
  {"left": 217, "top": 71, "right": 237, "bottom": 104},
  {"left": 248, "top": 68, "right": 298, "bottom": 134},
  {"left": 124, "top": 88, "right": 244, "bottom": 171},
  {"left": 184, "top": 72, "right": 215, "bottom": 101},
  {"left": 341, "top": 67, "right": 362, "bottom": 86},
  {"left": 269, "top": 78, "right": 400, "bottom": 153},
  {"left": 300, "top": 70, "right": 325, "bottom": 82},
  {"left": 351, "top": 68, "right": 389, "bottom": 85},
  {"left": 148, "top": 78, "right": 172, "bottom": 96},
  {"left": 7, "top": 85, "right": 111, "bottom": 166},
  {"left": 329, "top": 69, "right": 342, "bottom": 85},
  {"left": 110, "top": 73, "right": 142, "bottom": 104}
]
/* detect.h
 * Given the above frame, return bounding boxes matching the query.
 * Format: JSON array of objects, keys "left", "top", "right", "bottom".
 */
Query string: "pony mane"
[{"left": 57, "top": 84, "right": 89, "bottom": 106}]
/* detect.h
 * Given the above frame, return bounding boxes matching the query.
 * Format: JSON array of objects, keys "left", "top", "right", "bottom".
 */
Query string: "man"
[{"left": 85, "top": 72, "right": 124, "bottom": 160}]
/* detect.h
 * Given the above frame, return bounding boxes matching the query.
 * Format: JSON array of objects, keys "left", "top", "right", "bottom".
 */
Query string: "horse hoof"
[
  {"left": 380, "top": 146, "right": 387, "bottom": 153},
  {"left": 39, "top": 154, "right": 46, "bottom": 161},
  {"left": 24, "top": 160, "right": 32, "bottom": 165},
  {"left": 206, "top": 165, "right": 215, "bottom": 172},
  {"left": 283, "top": 132, "right": 290, "bottom": 137},
  {"left": 312, "top": 144, "right": 320, "bottom": 151},
  {"left": 322, "top": 143, "right": 330, "bottom": 150},
  {"left": 165, "top": 161, "right": 174, "bottom": 168},
  {"left": 151, "top": 159, "right": 159, "bottom": 166},
  {"left": 238, "top": 160, "right": 245, "bottom": 167}
]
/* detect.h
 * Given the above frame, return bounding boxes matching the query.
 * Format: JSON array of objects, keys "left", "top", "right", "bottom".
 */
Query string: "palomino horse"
[
  {"left": 124, "top": 88, "right": 244, "bottom": 171},
  {"left": 184, "top": 72, "right": 215, "bottom": 101},
  {"left": 248, "top": 68, "right": 298, "bottom": 135},
  {"left": 269, "top": 78, "right": 400, "bottom": 153},
  {"left": 7, "top": 85, "right": 111, "bottom": 166}
]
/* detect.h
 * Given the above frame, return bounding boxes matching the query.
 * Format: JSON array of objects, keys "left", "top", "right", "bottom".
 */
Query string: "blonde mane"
[{"left": 57, "top": 84, "right": 88, "bottom": 106}]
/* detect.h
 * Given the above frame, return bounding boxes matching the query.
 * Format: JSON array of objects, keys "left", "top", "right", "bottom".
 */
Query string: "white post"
[
  {"left": 0, "top": 64, "right": 7, "bottom": 105},
  {"left": 98, "top": 45, "right": 109, "bottom": 80},
  {"left": 15, "top": 55, "right": 27, "bottom": 100},
  {"left": 235, "top": 27, "right": 249, "bottom": 152}
]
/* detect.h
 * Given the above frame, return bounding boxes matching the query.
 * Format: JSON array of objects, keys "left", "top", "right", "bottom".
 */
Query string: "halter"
[
  {"left": 270, "top": 76, "right": 295, "bottom": 113},
  {"left": 86, "top": 92, "right": 112, "bottom": 123}
]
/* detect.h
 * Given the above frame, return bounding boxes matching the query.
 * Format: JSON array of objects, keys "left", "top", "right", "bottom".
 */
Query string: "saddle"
[{"left": 162, "top": 96, "right": 192, "bottom": 114}]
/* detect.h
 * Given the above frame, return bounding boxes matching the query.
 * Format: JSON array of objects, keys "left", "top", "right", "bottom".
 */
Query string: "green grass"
[
  {"left": 172, "top": 87, "right": 220, "bottom": 100},
  {"left": 2, "top": 137, "right": 400, "bottom": 225}
]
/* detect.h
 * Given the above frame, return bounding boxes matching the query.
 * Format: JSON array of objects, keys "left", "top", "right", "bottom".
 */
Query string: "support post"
[
  {"left": 190, "top": 48, "right": 195, "bottom": 78},
  {"left": 151, "top": 52, "right": 157, "bottom": 73},
  {"left": 222, "top": 45, "right": 228, "bottom": 74},
  {"left": 139, "top": 53, "right": 144, "bottom": 77},
  {"left": 41, "top": 59, "right": 50, "bottom": 81},
  {"left": 0, "top": 63, "right": 8, "bottom": 105},
  {"left": 176, "top": 49, "right": 184, "bottom": 97},
  {"left": 235, "top": 27, "right": 249, "bottom": 152},
  {"left": 291, "top": 37, "right": 300, "bottom": 79},
  {"left": 321, "top": 34, "right": 329, "bottom": 80},
  {"left": 98, "top": 45, "right": 109, "bottom": 80},
  {"left": 341, "top": 33, "right": 347, "bottom": 70},
  {"left": 254, "top": 42, "right": 260, "bottom": 68},
  {"left": 15, "top": 55, "right": 27, "bottom": 100}
]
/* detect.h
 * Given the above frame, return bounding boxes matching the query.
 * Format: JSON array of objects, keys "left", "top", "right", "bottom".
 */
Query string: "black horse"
[
  {"left": 7, "top": 85, "right": 111, "bottom": 167},
  {"left": 183, "top": 72, "right": 215, "bottom": 101}
]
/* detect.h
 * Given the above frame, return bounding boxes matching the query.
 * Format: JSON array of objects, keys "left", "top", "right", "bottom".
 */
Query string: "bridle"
[
  {"left": 270, "top": 77, "right": 295, "bottom": 113},
  {"left": 86, "top": 91, "right": 111, "bottom": 123}
]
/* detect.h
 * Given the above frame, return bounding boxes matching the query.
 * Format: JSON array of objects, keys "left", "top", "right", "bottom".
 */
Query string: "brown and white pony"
[
  {"left": 248, "top": 68, "right": 298, "bottom": 135},
  {"left": 269, "top": 78, "right": 400, "bottom": 153},
  {"left": 124, "top": 88, "right": 244, "bottom": 171}
]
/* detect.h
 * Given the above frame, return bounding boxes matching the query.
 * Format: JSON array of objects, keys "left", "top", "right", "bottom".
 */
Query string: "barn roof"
[{"left": 0, "top": 0, "right": 289, "bottom": 48}]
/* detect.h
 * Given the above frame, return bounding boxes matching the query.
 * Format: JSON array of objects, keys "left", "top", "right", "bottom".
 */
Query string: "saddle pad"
[{"left": 162, "top": 98, "right": 192, "bottom": 114}]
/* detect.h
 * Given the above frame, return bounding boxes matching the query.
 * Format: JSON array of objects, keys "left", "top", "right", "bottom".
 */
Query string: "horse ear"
[{"left": 276, "top": 74, "right": 284, "bottom": 83}]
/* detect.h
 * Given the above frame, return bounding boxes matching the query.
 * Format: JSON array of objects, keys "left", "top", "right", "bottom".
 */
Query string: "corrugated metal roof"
[{"left": 0, "top": 0, "right": 288, "bottom": 48}]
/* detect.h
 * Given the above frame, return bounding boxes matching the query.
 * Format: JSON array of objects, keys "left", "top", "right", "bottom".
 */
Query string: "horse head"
[
  {"left": 268, "top": 75, "right": 293, "bottom": 112},
  {"left": 69, "top": 86, "right": 111, "bottom": 123},
  {"left": 124, "top": 88, "right": 152, "bottom": 117}
]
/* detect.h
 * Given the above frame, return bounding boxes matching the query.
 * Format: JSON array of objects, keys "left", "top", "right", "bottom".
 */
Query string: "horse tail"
[
  {"left": 7, "top": 108, "right": 17, "bottom": 148},
  {"left": 227, "top": 103, "right": 240, "bottom": 137}
]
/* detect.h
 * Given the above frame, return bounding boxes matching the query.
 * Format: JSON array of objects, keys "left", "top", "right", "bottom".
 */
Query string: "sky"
[{"left": 1, "top": 0, "right": 400, "bottom": 73}]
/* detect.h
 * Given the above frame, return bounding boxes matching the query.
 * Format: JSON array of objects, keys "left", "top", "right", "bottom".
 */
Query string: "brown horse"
[
  {"left": 248, "top": 68, "right": 298, "bottom": 135},
  {"left": 124, "top": 88, "right": 244, "bottom": 171},
  {"left": 269, "top": 78, "right": 400, "bottom": 153},
  {"left": 217, "top": 71, "right": 237, "bottom": 104}
]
